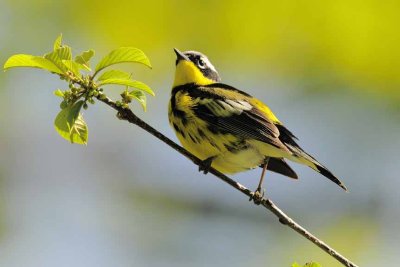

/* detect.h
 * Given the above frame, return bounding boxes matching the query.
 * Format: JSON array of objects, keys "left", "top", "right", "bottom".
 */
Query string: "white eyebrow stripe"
[{"left": 202, "top": 57, "right": 217, "bottom": 72}]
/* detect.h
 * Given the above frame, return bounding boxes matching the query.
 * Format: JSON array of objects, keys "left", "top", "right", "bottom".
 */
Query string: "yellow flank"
[
  {"left": 170, "top": 109, "right": 265, "bottom": 173},
  {"left": 173, "top": 60, "right": 215, "bottom": 87}
]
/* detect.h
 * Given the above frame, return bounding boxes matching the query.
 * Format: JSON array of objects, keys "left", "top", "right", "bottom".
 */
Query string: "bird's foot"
[
  {"left": 198, "top": 157, "right": 214, "bottom": 174},
  {"left": 249, "top": 187, "right": 265, "bottom": 205}
]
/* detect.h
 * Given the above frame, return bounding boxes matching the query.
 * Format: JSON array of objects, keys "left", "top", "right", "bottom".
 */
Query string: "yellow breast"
[{"left": 168, "top": 89, "right": 267, "bottom": 174}]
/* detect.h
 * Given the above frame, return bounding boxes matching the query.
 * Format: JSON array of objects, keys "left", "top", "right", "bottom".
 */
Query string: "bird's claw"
[{"left": 198, "top": 157, "right": 214, "bottom": 174}]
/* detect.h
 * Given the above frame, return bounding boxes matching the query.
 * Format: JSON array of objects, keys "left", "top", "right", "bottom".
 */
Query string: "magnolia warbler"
[{"left": 168, "top": 49, "right": 347, "bottom": 198}]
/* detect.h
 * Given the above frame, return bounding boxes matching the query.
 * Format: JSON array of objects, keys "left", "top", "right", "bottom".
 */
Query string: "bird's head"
[{"left": 173, "top": 48, "right": 221, "bottom": 87}]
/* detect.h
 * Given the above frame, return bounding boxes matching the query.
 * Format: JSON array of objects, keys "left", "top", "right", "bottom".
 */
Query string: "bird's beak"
[{"left": 174, "top": 48, "right": 189, "bottom": 64}]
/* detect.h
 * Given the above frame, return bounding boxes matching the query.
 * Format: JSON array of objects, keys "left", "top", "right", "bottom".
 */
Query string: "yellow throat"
[{"left": 173, "top": 60, "right": 215, "bottom": 87}]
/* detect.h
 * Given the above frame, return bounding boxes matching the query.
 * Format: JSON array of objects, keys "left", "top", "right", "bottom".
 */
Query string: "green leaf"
[
  {"left": 60, "top": 101, "right": 68, "bottom": 109},
  {"left": 75, "top": 49, "right": 95, "bottom": 63},
  {"left": 94, "top": 47, "right": 152, "bottom": 75},
  {"left": 44, "top": 46, "right": 72, "bottom": 73},
  {"left": 129, "top": 90, "right": 147, "bottom": 111},
  {"left": 62, "top": 60, "right": 81, "bottom": 77},
  {"left": 75, "top": 49, "right": 94, "bottom": 71},
  {"left": 53, "top": 89, "right": 64, "bottom": 98},
  {"left": 67, "top": 100, "right": 85, "bottom": 123},
  {"left": 3, "top": 54, "right": 64, "bottom": 74},
  {"left": 47, "top": 46, "right": 72, "bottom": 61},
  {"left": 54, "top": 100, "right": 88, "bottom": 145},
  {"left": 53, "top": 34, "right": 63, "bottom": 50},
  {"left": 291, "top": 263, "right": 302, "bottom": 267},
  {"left": 97, "top": 69, "right": 131, "bottom": 81},
  {"left": 70, "top": 114, "right": 88, "bottom": 144},
  {"left": 98, "top": 78, "right": 154, "bottom": 96}
]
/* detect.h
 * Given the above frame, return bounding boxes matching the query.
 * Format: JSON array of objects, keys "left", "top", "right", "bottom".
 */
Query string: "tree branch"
[{"left": 96, "top": 95, "right": 358, "bottom": 267}]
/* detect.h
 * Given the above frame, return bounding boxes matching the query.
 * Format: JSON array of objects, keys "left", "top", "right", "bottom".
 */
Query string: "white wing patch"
[
  {"left": 202, "top": 99, "right": 253, "bottom": 117},
  {"left": 225, "top": 99, "right": 252, "bottom": 111}
]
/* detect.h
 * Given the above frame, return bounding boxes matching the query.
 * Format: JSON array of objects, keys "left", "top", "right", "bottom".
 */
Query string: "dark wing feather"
[
  {"left": 275, "top": 124, "right": 302, "bottom": 151},
  {"left": 194, "top": 105, "right": 283, "bottom": 148},
  {"left": 190, "top": 85, "right": 287, "bottom": 150},
  {"left": 276, "top": 123, "right": 318, "bottom": 161},
  {"left": 267, "top": 158, "right": 298, "bottom": 179}
]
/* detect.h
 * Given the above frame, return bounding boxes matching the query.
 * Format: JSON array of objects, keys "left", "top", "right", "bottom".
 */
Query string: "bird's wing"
[
  {"left": 184, "top": 83, "right": 347, "bottom": 190},
  {"left": 189, "top": 83, "right": 289, "bottom": 151}
]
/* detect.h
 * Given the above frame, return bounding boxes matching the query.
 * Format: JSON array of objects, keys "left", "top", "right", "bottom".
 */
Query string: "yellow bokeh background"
[{"left": 0, "top": 1, "right": 399, "bottom": 267}]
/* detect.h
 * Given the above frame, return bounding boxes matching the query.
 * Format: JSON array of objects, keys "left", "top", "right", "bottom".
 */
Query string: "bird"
[{"left": 168, "top": 48, "right": 347, "bottom": 199}]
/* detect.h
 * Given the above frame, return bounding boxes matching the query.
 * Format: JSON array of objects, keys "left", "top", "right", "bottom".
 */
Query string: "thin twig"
[{"left": 96, "top": 95, "right": 358, "bottom": 267}]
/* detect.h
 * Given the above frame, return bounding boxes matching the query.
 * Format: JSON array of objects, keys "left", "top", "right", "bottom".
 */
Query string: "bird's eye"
[{"left": 198, "top": 59, "right": 206, "bottom": 68}]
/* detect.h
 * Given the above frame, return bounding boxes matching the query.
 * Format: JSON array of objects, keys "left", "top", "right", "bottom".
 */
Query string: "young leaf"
[
  {"left": 94, "top": 47, "right": 152, "bottom": 76},
  {"left": 53, "top": 34, "right": 63, "bottom": 50},
  {"left": 67, "top": 100, "right": 85, "bottom": 123},
  {"left": 75, "top": 49, "right": 95, "bottom": 71},
  {"left": 98, "top": 78, "right": 154, "bottom": 96},
  {"left": 48, "top": 46, "right": 72, "bottom": 61},
  {"left": 62, "top": 60, "right": 81, "bottom": 78},
  {"left": 54, "top": 100, "right": 88, "bottom": 145},
  {"left": 53, "top": 89, "right": 64, "bottom": 98},
  {"left": 70, "top": 114, "right": 88, "bottom": 144},
  {"left": 97, "top": 70, "right": 131, "bottom": 81},
  {"left": 129, "top": 90, "right": 147, "bottom": 111},
  {"left": 291, "top": 263, "right": 302, "bottom": 267},
  {"left": 44, "top": 46, "right": 72, "bottom": 73},
  {"left": 4, "top": 54, "right": 64, "bottom": 74}
]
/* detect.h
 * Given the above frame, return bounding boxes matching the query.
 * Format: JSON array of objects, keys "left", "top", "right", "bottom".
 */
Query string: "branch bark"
[{"left": 96, "top": 95, "right": 358, "bottom": 267}]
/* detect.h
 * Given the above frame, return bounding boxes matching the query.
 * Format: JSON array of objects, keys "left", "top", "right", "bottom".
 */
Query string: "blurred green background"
[{"left": 1, "top": 0, "right": 399, "bottom": 266}]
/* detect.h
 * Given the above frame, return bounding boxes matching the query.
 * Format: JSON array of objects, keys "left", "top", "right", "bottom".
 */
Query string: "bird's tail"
[
  {"left": 288, "top": 146, "right": 347, "bottom": 191},
  {"left": 274, "top": 124, "right": 347, "bottom": 190},
  {"left": 312, "top": 161, "right": 347, "bottom": 191}
]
